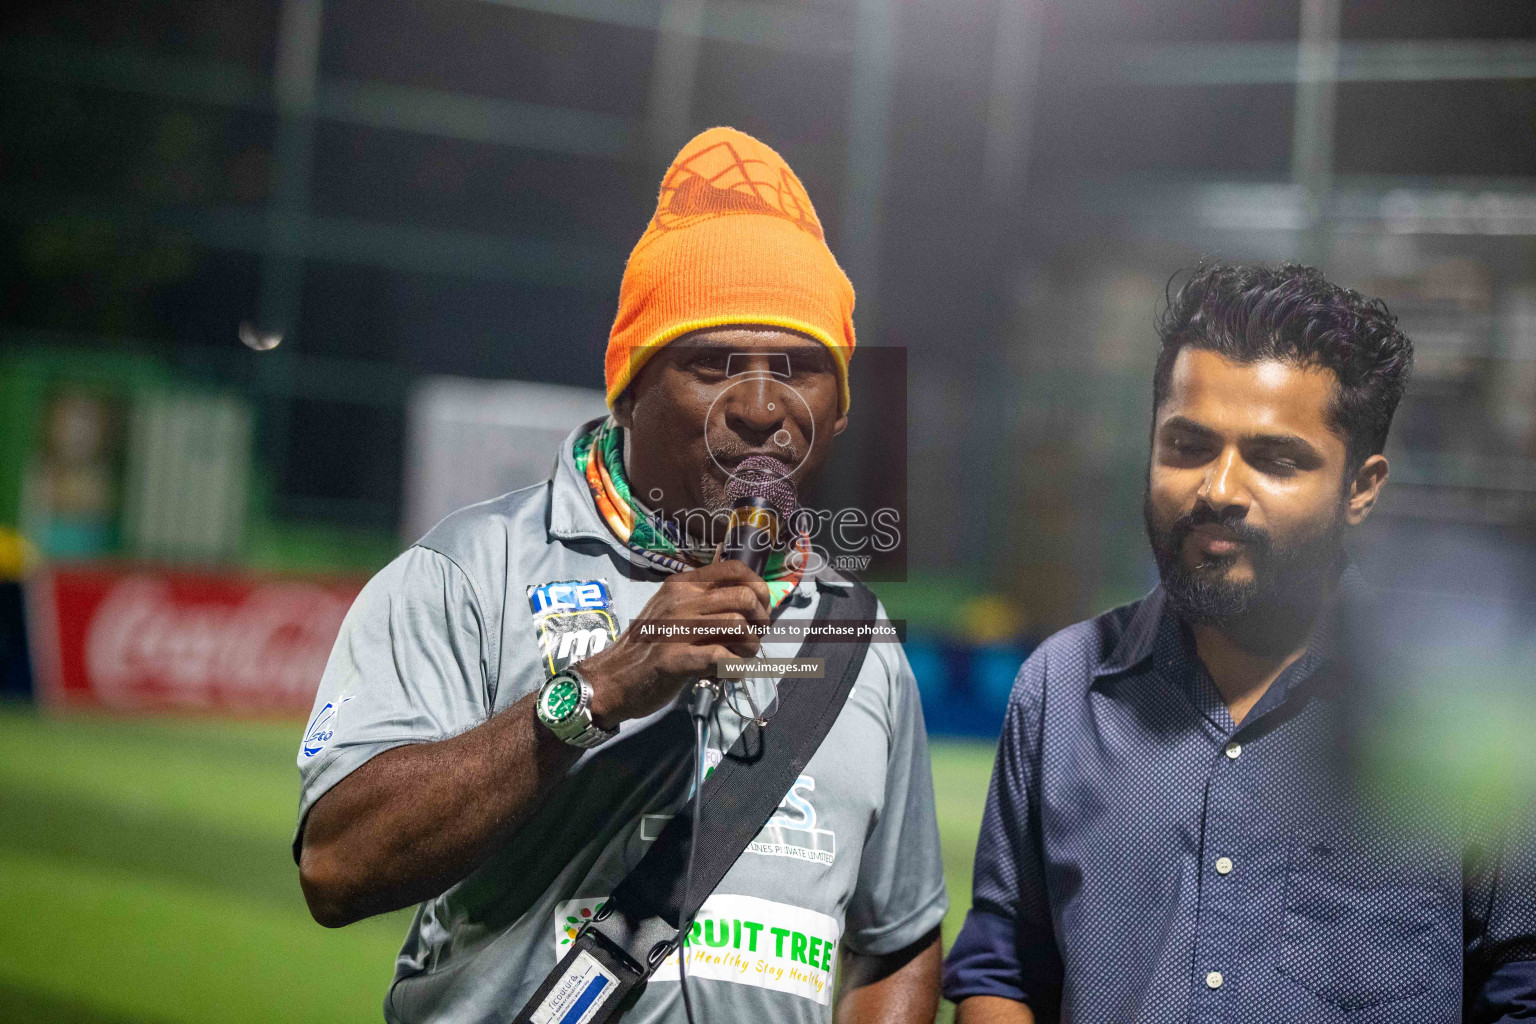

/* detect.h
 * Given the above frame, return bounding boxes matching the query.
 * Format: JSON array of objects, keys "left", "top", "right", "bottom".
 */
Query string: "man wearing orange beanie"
[{"left": 296, "top": 128, "right": 946, "bottom": 1024}]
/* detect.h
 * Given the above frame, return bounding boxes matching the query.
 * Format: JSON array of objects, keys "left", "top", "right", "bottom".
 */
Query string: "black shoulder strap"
[
  {"left": 611, "top": 580, "right": 877, "bottom": 924},
  {"left": 513, "top": 581, "right": 879, "bottom": 1024}
]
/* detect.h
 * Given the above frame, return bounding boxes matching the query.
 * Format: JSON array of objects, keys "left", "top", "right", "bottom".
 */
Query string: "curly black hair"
[{"left": 1153, "top": 261, "right": 1414, "bottom": 470}]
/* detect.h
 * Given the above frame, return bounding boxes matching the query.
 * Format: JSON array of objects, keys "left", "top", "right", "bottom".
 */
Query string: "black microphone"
[
  {"left": 689, "top": 456, "right": 798, "bottom": 722},
  {"left": 720, "top": 496, "right": 778, "bottom": 575},
  {"left": 721, "top": 454, "right": 797, "bottom": 569}
]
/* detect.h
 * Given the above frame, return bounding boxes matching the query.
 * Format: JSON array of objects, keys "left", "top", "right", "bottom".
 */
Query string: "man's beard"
[{"left": 1143, "top": 488, "right": 1344, "bottom": 630}]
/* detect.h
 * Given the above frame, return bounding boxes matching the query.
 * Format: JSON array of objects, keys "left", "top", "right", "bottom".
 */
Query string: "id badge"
[{"left": 515, "top": 924, "right": 648, "bottom": 1024}]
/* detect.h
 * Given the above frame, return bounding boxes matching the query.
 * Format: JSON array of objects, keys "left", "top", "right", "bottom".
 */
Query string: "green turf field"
[{"left": 0, "top": 707, "right": 995, "bottom": 1023}]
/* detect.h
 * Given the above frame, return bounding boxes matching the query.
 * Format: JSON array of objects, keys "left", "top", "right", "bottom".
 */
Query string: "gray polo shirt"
[{"left": 296, "top": 422, "right": 947, "bottom": 1023}]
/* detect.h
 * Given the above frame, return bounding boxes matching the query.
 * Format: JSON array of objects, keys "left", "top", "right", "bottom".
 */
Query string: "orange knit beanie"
[{"left": 605, "top": 127, "right": 856, "bottom": 411}]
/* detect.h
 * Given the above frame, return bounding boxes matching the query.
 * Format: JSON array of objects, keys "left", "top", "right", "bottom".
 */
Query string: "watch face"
[{"left": 541, "top": 677, "right": 581, "bottom": 723}]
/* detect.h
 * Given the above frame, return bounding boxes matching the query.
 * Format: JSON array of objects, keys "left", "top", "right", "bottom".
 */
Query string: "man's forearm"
[
  {"left": 955, "top": 996, "right": 1037, "bottom": 1024},
  {"left": 836, "top": 930, "right": 943, "bottom": 1024},
  {"left": 297, "top": 562, "right": 775, "bottom": 928},
  {"left": 298, "top": 692, "right": 580, "bottom": 926}
]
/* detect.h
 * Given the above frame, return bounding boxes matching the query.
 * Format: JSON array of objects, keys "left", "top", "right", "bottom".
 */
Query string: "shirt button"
[
  {"left": 1224, "top": 741, "right": 1242, "bottom": 759},
  {"left": 1215, "top": 856, "right": 1234, "bottom": 875},
  {"left": 1206, "top": 971, "right": 1224, "bottom": 989}
]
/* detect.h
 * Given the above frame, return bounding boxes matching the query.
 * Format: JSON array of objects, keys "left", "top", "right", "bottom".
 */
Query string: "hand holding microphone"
[
  {"left": 572, "top": 456, "right": 797, "bottom": 730},
  {"left": 689, "top": 456, "right": 798, "bottom": 720}
]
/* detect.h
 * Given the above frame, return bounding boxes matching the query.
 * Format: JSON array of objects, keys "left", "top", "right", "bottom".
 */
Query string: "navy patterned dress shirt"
[{"left": 943, "top": 570, "right": 1536, "bottom": 1023}]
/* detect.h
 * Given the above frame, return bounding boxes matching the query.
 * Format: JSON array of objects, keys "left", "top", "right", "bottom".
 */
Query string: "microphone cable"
[{"left": 678, "top": 680, "right": 718, "bottom": 1024}]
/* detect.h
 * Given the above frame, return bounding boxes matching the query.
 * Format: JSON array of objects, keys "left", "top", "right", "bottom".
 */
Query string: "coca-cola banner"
[{"left": 28, "top": 566, "right": 363, "bottom": 715}]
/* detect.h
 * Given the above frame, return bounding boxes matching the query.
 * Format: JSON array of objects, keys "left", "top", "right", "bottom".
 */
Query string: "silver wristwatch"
[{"left": 535, "top": 668, "right": 617, "bottom": 749}]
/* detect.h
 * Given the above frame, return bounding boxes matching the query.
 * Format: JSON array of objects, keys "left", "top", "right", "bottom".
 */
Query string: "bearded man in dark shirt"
[{"left": 943, "top": 262, "right": 1536, "bottom": 1024}]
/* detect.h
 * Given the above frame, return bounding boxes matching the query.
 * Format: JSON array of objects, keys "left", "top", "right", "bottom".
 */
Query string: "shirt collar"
[
  {"left": 548, "top": 418, "right": 634, "bottom": 559},
  {"left": 1094, "top": 586, "right": 1167, "bottom": 679},
  {"left": 1308, "top": 560, "right": 1369, "bottom": 664}
]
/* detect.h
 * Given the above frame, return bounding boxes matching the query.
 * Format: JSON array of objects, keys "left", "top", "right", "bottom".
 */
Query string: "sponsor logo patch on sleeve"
[{"left": 300, "top": 696, "right": 351, "bottom": 758}]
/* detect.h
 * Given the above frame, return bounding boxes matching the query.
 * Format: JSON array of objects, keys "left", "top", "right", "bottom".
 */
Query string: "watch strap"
[{"left": 540, "top": 670, "right": 617, "bottom": 749}]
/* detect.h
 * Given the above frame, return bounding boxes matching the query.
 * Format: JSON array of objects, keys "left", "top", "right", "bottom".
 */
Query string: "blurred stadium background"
[{"left": 2, "top": 0, "right": 1534, "bottom": 1020}]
